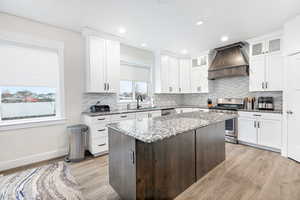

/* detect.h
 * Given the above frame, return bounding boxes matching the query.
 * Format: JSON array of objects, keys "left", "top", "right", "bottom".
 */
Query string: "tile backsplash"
[
  {"left": 82, "top": 76, "right": 283, "bottom": 112},
  {"left": 182, "top": 76, "right": 283, "bottom": 109}
]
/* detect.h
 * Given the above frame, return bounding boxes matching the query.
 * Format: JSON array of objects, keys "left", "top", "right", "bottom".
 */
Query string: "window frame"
[
  {"left": 119, "top": 79, "right": 150, "bottom": 103},
  {"left": 0, "top": 31, "right": 66, "bottom": 131}
]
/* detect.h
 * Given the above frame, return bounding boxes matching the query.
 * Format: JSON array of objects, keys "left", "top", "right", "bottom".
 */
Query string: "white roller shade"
[
  {"left": 0, "top": 41, "right": 59, "bottom": 87},
  {"left": 120, "top": 64, "right": 150, "bottom": 82}
]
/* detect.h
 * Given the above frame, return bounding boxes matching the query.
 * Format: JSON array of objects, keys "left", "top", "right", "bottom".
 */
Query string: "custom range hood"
[{"left": 208, "top": 42, "right": 249, "bottom": 80}]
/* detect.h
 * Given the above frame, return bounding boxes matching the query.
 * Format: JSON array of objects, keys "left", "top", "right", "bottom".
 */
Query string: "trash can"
[{"left": 65, "top": 124, "right": 88, "bottom": 162}]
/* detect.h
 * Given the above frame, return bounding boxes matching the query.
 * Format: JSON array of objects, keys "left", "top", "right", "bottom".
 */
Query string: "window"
[
  {"left": 119, "top": 80, "right": 133, "bottom": 101},
  {"left": 119, "top": 63, "right": 151, "bottom": 101},
  {"left": 0, "top": 32, "right": 65, "bottom": 128},
  {"left": 1, "top": 86, "right": 56, "bottom": 120},
  {"left": 119, "top": 80, "right": 149, "bottom": 101}
]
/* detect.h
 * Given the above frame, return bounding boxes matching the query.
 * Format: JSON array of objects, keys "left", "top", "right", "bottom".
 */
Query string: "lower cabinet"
[
  {"left": 238, "top": 112, "right": 282, "bottom": 150},
  {"left": 83, "top": 110, "right": 162, "bottom": 156}
]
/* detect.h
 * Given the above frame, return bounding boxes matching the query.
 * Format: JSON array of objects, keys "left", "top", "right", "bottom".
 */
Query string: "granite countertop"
[
  {"left": 82, "top": 105, "right": 209, "bottom": 117},
  {"left": 107, "top": 111, "right": 237, "bottom": 143},
  {"left": 82, "top": 105, "right": 282, "bottom": 117},
  {"left": 237, "top": 109, "right": 283, "bottom": 114}
]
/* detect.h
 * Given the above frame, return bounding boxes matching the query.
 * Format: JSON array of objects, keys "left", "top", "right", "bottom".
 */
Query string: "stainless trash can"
[{"left": 65, "top": 124, "right": 88, "bottom": 162}]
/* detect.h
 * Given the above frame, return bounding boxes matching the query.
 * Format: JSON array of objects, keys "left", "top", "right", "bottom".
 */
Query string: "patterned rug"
[{"left": 0, "top": 162, "right": 84, "bottom": 200}]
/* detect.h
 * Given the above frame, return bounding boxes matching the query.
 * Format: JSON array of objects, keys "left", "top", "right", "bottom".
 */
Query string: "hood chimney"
[{"left": 208, "top": 42, "right": 249, "bottom": 80}]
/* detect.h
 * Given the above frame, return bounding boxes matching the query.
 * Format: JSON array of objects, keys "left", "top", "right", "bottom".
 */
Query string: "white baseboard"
[{"left": 0, "top": 148, "right": 68, "bottom": 172}]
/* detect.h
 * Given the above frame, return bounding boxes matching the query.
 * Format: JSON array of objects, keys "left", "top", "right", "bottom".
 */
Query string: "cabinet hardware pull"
[
  {"left": 253, "top": 114, "right": 261, "bottom": 117},
  {"left": 104, "top": 83, "right": 106, "bottom": 91},
  {"left": 254, "top": 121, "right": 256, "bottom": 128},
  {"left": 129, "top": 150, "right": 135, "bottom": 165},
  {"left": 257, "top": 121, "right": 260, "bottom": 128},
  {"left": 98, "top": 118, "right": 106, "bottom": 120},
  {"left": 107, "top": 83, "right": 109, "bottom": 90},
  {"left": 265, "top": 82, "right": 268, "bottom": 89},
  {"left": 262, "top": 82, "right": 265, "bottom": 89},
  {"left": 98, "top": 143, "right": 106, "bottom": 147},
  {"left": 121, "top": 115, "right": 127, "bottom": 118},
  {"left": 97, "top": 129, "right": 106, "bottom": 132}
]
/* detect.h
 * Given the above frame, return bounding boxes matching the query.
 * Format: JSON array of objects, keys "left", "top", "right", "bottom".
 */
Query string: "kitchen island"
[{"left": 107, "top": 111, "right": 237, "bottom": 200}]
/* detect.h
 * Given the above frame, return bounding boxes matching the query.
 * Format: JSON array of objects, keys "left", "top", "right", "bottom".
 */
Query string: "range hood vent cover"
[{"left": 208, "top": 42, "right": 249, "bottom": 80}]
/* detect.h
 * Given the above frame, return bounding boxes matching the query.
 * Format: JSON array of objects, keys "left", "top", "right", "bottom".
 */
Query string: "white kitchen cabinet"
[
  {"left": 259, "top": 119, "right": 282, "bottom": 149},
  {"left": 191, "top": 55, "right": 209, "bottom": 93},
  {"left": 284, "top": 15, "right": 300, "bottom": 55},
  {"left": 160, "top": 55, "right": 170, "bottom": 93},
  {"left": 248, "top": 32, "right": 284, "bottom": 92},
  {"left": 160, "top": 55, "right": 179, "bottom": 93},
  {"left": 168, "top": 56, "right": 180, "bottom": 93},
  {"left": 179, "top": 59, "right": 191, "bottom": 93},
  {"left": 85, "top": 36, "right": 120, "bottom": 93},
  {"left": 238, "top": 112, "right": 282, "bottom": 151},
  {"left": 238, "top": 117, "right": 257, "bottom": 144}
]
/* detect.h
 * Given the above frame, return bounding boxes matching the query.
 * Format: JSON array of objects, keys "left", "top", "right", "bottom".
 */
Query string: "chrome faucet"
[{"left": 136, "top": 95, "right": 144, "bottom": 109}]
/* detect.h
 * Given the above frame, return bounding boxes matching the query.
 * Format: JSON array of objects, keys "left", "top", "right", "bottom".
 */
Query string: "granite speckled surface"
[
  {"left": 82, "top": 105, "right": 282, "bottom": 117},
  {"left": 107, "top": 111, "right": 237, "bottom": 143}
]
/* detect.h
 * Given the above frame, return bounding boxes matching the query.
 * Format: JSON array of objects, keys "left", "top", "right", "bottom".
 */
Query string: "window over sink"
[{"left": 119, "top": 62, "right": 151, "bottom": 102}]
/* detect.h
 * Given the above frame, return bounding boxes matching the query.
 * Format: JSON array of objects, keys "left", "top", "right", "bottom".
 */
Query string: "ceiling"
[{"left": 1, "top": 0, "right": 300, "bottom": 56}]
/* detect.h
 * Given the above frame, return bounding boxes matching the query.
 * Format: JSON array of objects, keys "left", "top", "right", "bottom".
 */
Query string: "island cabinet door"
[
  {"left": 136, "top": 130, "right": 196, "bottom": 200},
  {"left": 196, "top": 122, "right": 225, "bottom": 180},
  {"left": 108, "top": 129, "right": 136, "bottom": 200}
]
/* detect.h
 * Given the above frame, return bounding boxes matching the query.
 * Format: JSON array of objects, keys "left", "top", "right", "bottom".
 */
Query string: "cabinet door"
[
  {"left": 160, "top": 55, "right": 170, "bottom": 93},
  {"left": 265, "top": 38, "right": 283, "bottom": 91},
  {"left": 168, "top": 57, "right": 179, "bottom": 93},
  {"left": 179, "top": 59, "right": 191, "bottom": 93},
  {"left": 87, "top": 36, "right": 106, "bottom": 93},
  {"left": 106, "top": 40, "right": 120, "bottom": 93},
  {"left": 258, "top": 119, "right": 282, "bottom": 149},
  {"left": 238, "top": 117, "right": 257, "bottom": 144},
  {"left": 249, "top": 57, "right": 266, "bottom": 91},
  {"left": 199, "top": 65, "right": 209, "bottom": 93},
  {"left": 191, "top": 66, "right": 208, "bottom": 93},
  {"left": 250, "top": 41, "right": 266, "bottom": 58}
]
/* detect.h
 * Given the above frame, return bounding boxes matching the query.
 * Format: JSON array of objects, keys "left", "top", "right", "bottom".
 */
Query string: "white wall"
[{"left": 0, "top": 13, "right": 84, "bottom": 171}]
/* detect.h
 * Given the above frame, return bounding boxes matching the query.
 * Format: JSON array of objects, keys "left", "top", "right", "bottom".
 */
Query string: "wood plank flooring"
[{"left": 2, "top": 143, "right": 300, "bottom": 200}]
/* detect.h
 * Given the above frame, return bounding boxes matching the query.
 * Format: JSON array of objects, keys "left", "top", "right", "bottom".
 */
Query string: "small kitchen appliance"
[
  {"left": 257, "top": 97, "right": 274, "bottom": 110},
  {"left": 90, "top": 104, "right": 110, "bottom": 113}
]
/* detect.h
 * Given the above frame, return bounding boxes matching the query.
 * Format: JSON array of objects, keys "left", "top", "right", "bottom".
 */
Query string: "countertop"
[
  {"left": 82, "top": 105, "right": 282, "bottom": 117},
  {"left": 82, "top": 105, "right": 208, "bottom": 117},
  {"left": 107, "top": 111, "right": 237, "bottom": 143}
]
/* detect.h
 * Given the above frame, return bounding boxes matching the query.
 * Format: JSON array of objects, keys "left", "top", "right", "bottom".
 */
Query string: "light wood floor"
[{"left": 2, "top": 143, "right": 300, "bottom": 200}]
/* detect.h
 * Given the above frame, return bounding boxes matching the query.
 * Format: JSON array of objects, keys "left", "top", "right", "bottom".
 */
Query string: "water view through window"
[{"left": 0, "top": 86, "right": 56, "bottom": 120}]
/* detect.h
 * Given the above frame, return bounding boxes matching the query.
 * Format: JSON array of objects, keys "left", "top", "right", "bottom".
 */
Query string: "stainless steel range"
[{"left": 209, "top": 98, "right": 244, "bottom": 144}]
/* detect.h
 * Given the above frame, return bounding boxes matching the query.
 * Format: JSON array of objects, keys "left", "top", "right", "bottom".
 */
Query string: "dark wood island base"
[{"left": 108, "top": 122, "right": 225, "bottom": 200}]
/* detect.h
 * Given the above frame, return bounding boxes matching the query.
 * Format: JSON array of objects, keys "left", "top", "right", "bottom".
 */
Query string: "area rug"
[{"left": 0, "top": 162, "right": 84, "bottom": 200}]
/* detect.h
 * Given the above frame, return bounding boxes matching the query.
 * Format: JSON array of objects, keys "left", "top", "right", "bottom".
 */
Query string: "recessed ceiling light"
[
  {"left": 118, "top": 27, "right": 127, "bottom": 34},
  {"left": 196, "top": 21, "right": 204, "bottom": 26},
  {"left": 141, "top": 43, "right": 147, "bottom": 47},
  {"left": 221, "top": 36, "right": 229, "bottom": 42},
  {"left": 181, "top": 49, "right": 188, "bottom": 55}
]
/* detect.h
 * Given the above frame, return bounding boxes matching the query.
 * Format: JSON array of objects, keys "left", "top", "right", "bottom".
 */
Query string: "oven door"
[{"left": 225, "top": 118, "right": 236, "bottom": 137}]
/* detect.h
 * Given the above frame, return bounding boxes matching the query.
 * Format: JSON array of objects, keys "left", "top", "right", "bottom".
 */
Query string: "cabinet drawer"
[
  {"left": 89, "top": 124, "right": 108, "bottom": 138},
  {"left": 111, "top": 113, "right": 136, "bottom": 122},
  {"left": 149, "top": 110, "right": 161, "bottom": 117},
  {"left": 90, "top": 115, "right": 111, "bottom": 124},
  {"left": 89, "top": 136, "right": 108, "bottom": 154},
  {"left": 238, "top": 111, "right": 282, "bottom": 120}
]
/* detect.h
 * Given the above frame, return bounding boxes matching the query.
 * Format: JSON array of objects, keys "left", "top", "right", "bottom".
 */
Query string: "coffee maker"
[{"left": 257, "top": 97, "right": 274, "bottom": 110}]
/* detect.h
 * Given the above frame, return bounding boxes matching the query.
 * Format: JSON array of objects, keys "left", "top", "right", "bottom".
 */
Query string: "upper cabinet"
[
  {"left": 190, "top": 54, "right": 209, "bottom": 93},
  {"left": 179, "top": 59, "right": 192, "bottom": 93},
  {"left": 85, "top": 36, "right": 120, "bottom": 93},
  {"left": 160, "top": 55, "right": 179, "bottom": 93},
  {"left": 248, "top": 32, "right": 284, "bottom": 92},
  {"left": 284, "top": 15, "right": 300, "bottom": 55}
]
